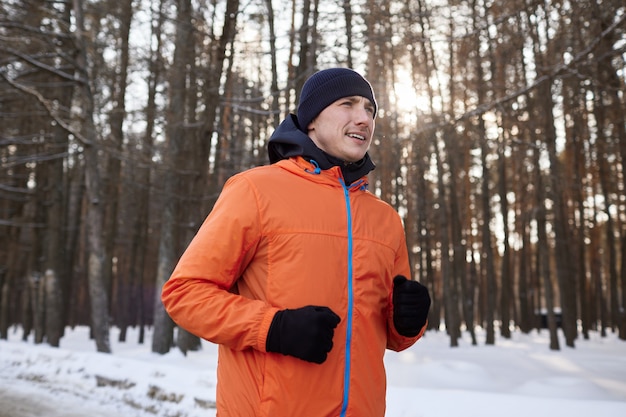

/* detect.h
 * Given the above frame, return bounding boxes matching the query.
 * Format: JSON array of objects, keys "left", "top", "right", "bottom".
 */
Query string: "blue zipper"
[{"left": 339, "top": 179, "right": 354, "bottom": 417}]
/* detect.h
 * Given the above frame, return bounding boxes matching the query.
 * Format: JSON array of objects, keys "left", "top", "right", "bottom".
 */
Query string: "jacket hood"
[{"left": 267, "top": 114, "right": 375, "bottom": 185}]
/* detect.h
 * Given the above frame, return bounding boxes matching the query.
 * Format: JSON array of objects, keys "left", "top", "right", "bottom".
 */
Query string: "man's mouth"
[{"left": 347, "top": 133, "right": 366, "bottom": 141}]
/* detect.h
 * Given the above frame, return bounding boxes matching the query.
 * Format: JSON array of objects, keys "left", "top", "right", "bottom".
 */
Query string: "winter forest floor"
[{"left": 1, "top": 326, "right": 626, "bottom": 417}]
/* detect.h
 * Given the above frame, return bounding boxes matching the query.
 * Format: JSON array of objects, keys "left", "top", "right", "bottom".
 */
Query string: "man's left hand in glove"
[{"left": 392, "top": 275, "right": 431, "bottom": 337}]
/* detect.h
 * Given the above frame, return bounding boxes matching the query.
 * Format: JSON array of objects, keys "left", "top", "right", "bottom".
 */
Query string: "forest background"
[{"left": 1, "top": 0, "right": 625, "bottom": 355}]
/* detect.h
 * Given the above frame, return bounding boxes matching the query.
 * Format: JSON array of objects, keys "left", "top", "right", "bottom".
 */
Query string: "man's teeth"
[{"left": 348, "top": 133, "right": 365, "bottom": 141}]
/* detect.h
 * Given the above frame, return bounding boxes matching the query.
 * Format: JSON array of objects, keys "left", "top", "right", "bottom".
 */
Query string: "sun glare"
[{"left": 392, "top": 69, "right": 432, "bottom": 116}]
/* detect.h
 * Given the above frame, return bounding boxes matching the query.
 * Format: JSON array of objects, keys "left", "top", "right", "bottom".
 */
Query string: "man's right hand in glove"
[{"left": 266, "top": 305, "right": 341, "bottom": 364}]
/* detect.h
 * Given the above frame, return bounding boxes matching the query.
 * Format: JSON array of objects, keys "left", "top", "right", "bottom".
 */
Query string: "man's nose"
[{"left": 354, "top": 104, "right": 371, "bottom": 124}]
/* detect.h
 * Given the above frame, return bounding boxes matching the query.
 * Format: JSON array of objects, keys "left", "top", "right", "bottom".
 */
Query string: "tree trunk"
[
  {"left": 265, "top": 0, "right": 281, "bottom": 128},
  {"left": 532, "top": 143, "right": 560, "bottom": 351},
  {"left": 542, "top": 81, "right": 577, "bottom": 348},
  {"left": 295, "top": 0, "right": 315, "bottom": 91},
  {"left": 152, "top": 0, "right": 194, "bottom": 355},
  {"left": 30, "top": 272, "right": 45, "bottom": 344},
  {"left": 177, "top": 327, "right": 202, "bottom": 355},
  {"left": 479, "top": 135, "right": 497, "bottom": 346},
  {"left": 64, "top": 158, "right": 86, "bottom": 327},
  {"left": 72, "top": 0, "right": 110, "bottom": 353},
  {"left": 435, "top": 137, "right": 460, "bottom": 347},
  {"left": 469, "top": 0, "right": 498, "bottom": 344},
  {"left": 592, "top": 90, "right": 620, "bottom": 333},
  {"left": 588, "top": 0, "right": 626, "bottom": 341},
  {"left": 126, "top": 0, "right": 166, "bottom": 344},
  {"left": 523, "top": 1, "right": 561, "bottom": 350},
  {"left": 443, "top": 128, "right": 473, "bottom": 342},
  {"left": 44, "top": 269, "right": 62, "bottom": 346},
  {"left": 103, "top": 0, "right": 134, "bottom": 326},
  {"left": 497, "top": 137, "right": 513, "bottom": 338}
]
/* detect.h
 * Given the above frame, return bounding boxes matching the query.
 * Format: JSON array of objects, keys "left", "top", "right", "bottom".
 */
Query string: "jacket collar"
[{"left": 277, "top": 157, "right": 370, "bottom": 191}]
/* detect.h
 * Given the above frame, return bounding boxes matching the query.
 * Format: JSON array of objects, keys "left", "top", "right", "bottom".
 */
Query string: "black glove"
[
  {"left": 266, "top": 305, "right": 341, "bottom": 364},
  {"left": 393, "top": 275, "right": 431, "bottom": 337}
]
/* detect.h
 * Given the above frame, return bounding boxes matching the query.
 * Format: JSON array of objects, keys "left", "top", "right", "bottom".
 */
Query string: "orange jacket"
[{"left": 162, "top": 156, "right": 425, "bottom": 417}]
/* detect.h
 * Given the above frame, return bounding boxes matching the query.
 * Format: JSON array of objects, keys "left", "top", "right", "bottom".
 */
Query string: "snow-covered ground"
[{"left": 1, "top": 326, "right": 625, "bottom": 417}]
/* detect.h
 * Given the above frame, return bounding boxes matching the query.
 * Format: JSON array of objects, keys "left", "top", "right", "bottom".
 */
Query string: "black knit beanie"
[{"left": 297, "top": 68, "right": 377, "bottom": 132}]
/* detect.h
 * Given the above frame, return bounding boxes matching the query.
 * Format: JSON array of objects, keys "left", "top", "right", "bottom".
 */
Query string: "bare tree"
[
  {"left": 152, "top": 0, "right": 194, "bottom": 355},
  {"left": 71, "top": 0, "right": 111, "bottom": 353},
  {"left": 103, "top": 0, "right": 134, "bottom": 328}
]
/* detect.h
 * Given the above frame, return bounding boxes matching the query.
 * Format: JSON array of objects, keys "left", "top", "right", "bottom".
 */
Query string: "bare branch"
[
  {"left": 0, "top": 70, "right": 91, "bottom": 145},
  {"left": 0, "top": 44, "right": 79, "bottom": 83},
  {"left": 415, "top": 13, "right": 626, "bottom": 135}
]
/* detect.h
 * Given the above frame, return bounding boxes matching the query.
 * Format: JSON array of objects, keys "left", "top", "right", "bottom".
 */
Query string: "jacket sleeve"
[
  {"left": 161, "top": 174, "right": 279, "bottom": 352},
  {"left": 385, "top": 225, "right": 427, "bottom": 352}
]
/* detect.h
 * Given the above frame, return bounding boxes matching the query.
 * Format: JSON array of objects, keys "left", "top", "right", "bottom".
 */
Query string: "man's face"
[{"left": 307, "top": 96, "right": 376, "bottom": 163}]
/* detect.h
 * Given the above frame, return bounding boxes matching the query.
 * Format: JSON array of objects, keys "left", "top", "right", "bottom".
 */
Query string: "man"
[{"left": 161, "top": 68, "right": 431, "bottom": 417}]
